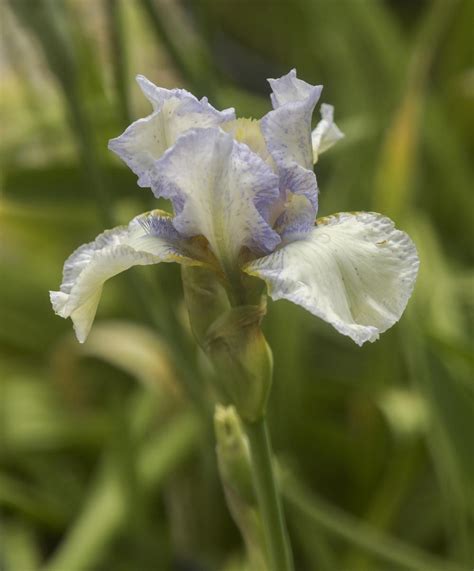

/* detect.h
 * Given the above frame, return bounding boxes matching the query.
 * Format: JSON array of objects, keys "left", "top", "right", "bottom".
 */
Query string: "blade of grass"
[
  {"left": 105, "top": 0, "right": 132, "bottom": 125},
  {"left": 369, "top": 0, "right": 471, "bottom": 561},
  {"left": 344, "top": 442, "right": 423, "bottom": 571},
  {"left": 1, "top": 522, "right": 42, "bottom": 571},
  {"left": 138, "top": 0, "right": 217, "bottom": 101},
  {"left": 0, "top": 474, "right": 67, "bottom": 530},
  {"left": 373, "top": 0, "right": 460, "bottom": 218},
  {"left": 43, "top": 408, "right": 202, "bottom": 571},
  {"left": 8, "top": 0, "right": 211, "bottom": 413},
  {"left": 283, "top": 473, "right": 466, "bottom": 571},
  {"left": 7, "top": 0, "right": 111, "bottom": 224},
  {"left": 401, "top": 315, "right": 473, "bottom": 564}
]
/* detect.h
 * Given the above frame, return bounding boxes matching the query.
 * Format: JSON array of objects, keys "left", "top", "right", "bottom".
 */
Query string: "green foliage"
[{"left": 1, "top": 0, "right": 472, "bottom": 569}]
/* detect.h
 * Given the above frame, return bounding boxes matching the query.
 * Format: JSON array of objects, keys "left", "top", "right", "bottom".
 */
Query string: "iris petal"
[
  {"left": 108, "top": 76, "right": 235, "bottom": 188},
  {"left": 261, "top": 69, "right": 322, "bottom": 238},
  {"left": 245, "top": 212, "right": 419, "bottom": 346},
  {"left": 153, "top": 128, "right": 281, "bottom": 267},
  {"left": 50, "top": 212, "right": 201, "bottom": 343},
  {"left": 311, "top": 103, "right": 344, "bottom": 163}
]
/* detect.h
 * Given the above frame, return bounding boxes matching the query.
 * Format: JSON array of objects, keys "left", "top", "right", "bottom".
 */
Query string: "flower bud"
[
  {"left": 205, "top": 304, "right": 273, "bottom": 423},
  {"left": 214, "top": 405, "right": 268, "bottom": 569},
  {"left": 214, "top": 404, "right": 255, "bottom": 504}
]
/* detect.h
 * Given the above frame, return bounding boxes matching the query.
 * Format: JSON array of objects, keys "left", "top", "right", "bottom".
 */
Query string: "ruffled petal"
[
  {"left": 260, "top": 69, "right": 322, "bottom": 237},
  {"left": 245, "top": 212, "right": 419, "bottom": 346},
  {"left": 153, "top": 128, "right": 281, "bottom": 267},
  {"left": 311, "top": 103, "right": 344, "bottom": 163},
  {"left": 135, "top": 76, "right": 234, "bottom": 120},
  {"left": 50, "top": 212, "right": 201, "bottom": 343},
  {"left": 108, "top": 76, "right": 235, "bottom": 188},
  {"left": 267, "top": 69, "right": 322, "bottom": 111}
]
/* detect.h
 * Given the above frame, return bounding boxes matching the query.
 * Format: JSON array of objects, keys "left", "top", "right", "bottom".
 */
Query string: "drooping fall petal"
[
  {"left": 50, "top": 212, "right": 202, "bottom": 342},
  {"left": 245, "top": 212, "right": 419, "bottom": 345}
]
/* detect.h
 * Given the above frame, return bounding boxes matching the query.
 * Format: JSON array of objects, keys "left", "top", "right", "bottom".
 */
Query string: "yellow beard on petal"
[{"left": 222, "top": 118, "right": 272, "bottom": 165}]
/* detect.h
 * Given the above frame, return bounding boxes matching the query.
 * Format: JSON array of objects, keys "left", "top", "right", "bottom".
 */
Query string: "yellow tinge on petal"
[
  {"left": 157, "top": 97, "right": 182, "bottom": 148},
  {"left": 222, "top": 118, "right": 272, "bottom": 164}
]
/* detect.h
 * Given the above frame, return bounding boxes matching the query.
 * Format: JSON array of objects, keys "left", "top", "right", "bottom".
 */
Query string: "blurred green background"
[{"left": 1, "top": 0, "right": 473, "bottom": 569}]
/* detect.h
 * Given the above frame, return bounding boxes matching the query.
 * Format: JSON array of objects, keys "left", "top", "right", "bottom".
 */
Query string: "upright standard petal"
[
  {"left": 108, "top": 76, "right": 235, "bottom": 188},
  {"left": 50, "top": 212, "right": 201, "bottom": 343},
  {"left": 135, "top": 76, "right": 234, "bottom": 120},
  {"left": 311, "top": 103, "right": 344, "bottom": 163},
  {"left": 261, "top": 69, "right": 322, "bottom": 237},
  {"left": 245, "top": 212, "right": 419, "bottom": 346},
  {"left": 154, "top": 128, "right": 281, "bottom": 267},
  {"left": 267, "top": 68, "right": 322, "bottom": 111}
]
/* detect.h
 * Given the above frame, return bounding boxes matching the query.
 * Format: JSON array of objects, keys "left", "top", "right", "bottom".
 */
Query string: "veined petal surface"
[
  {"left": 245, "top": 212, "right": 419, "bottom": 346},
  {"left": 50, "top": 212, "right": 201, "bottom": 343},
  {"left": 108, "top": 76, "right": 235, "bottom": 188},
  {"left": 154, "top": 128, "right": 281, "bottom": 266},
  {"left": 261, "top": 69, "right": 322, "bottom": 237},
  {"left": 311, "top": 103, "right": 344, "bottom": 163}
]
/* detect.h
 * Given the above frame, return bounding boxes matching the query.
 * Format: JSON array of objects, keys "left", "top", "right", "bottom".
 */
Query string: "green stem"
[{"left": 244, "top": 417, "right": 294, "bottom": 571}]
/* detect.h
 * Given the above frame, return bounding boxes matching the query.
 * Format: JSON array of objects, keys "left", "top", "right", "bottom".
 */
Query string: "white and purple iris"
[{"left": 51, "top": 69, "right": 419, "bottom": 346}]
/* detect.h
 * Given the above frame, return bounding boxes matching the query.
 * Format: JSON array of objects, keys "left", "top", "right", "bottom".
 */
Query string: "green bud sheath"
[
  {"left": 181, "top": 265, "right": 230, "bottom": 348},
  {"left": 182, "top": 265, "right": 272, "bottom": 421},
  {"left": 183, "top": 267, "right": 292, "bottom": 570},
  {"left": 214, "top": 405, "right": 268, "bottom": 570},
  {"left": 205, "top": 304, "right": 273, "bottom": 423},
  {"left": 214, "top": 405, "right": 255, "bottom": 505}
]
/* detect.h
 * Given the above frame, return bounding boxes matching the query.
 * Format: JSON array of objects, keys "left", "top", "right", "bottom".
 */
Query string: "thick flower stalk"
[{"left": 50, "top": 69, "right": 419, "bottom": 569}]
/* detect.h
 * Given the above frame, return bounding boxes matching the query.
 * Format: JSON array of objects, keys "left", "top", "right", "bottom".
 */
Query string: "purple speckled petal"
[
  {"left": 261, "top": 69, "right": 322, "bottom": 239},
  {"left": 245, "top": 212, "right": 419, "bottom": 346},
  {"left": 50, "top": 211, "right": 202, "bottom": 343},
  {"left": 153, "top": 128, "right": 281, "bottom": 265},
  {"left": 108, "top": 76, "right": 235, "bottom": 188},
  {"left": 273, "top": 194, "right": 316, "bottom": 242}
]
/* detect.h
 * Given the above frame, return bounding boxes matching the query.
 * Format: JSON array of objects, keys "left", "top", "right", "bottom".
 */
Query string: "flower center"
[{"left": 222, "top": 118, "right": 271, "bottom": 164}]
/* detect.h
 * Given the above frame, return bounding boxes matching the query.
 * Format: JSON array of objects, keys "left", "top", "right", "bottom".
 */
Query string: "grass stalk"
[
  {"left": 43, "top": 409, "right": 201, "bottom": 571},
  {"left": 106, "top": 0, "right": 132, "bottom": 126},
  {"left": 283, "top": 474, "right": 465, "bottom": 571}
]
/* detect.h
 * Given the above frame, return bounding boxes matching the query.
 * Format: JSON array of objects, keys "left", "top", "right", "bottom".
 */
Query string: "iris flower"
[{"left": 51, "top": 69, "right": 419, "bottom": 346}]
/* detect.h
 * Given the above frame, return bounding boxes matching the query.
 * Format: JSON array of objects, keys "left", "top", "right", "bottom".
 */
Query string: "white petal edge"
[
  {"left": 108, "top": 76, "right": 235, "bottom": 188},
  {"left": 311, "top": 103, "right": 344, "bottom": 164},
  {"left": 136, "top": 75, "right": 235, "bottom": 120},
  {"left": 153, "top": 128, "right": 281, "bottom": 266},
  {"left": 50, "top": 212, "right": 201, "bottom": 343},
  {"left": 245, "top": 212, "right": 419, "bottom": 346}
]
